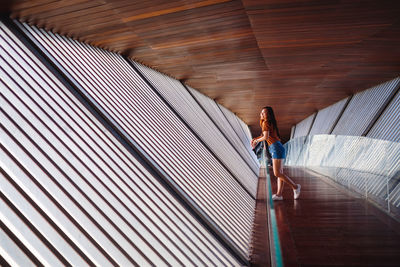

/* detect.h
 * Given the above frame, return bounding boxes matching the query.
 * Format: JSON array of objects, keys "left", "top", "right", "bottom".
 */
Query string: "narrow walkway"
[
  {"left": 272, "top": 167, "right": 400, "bottom": 266},
  {"left": 250, "top": 168, "right": 270, "bottom": 266}
]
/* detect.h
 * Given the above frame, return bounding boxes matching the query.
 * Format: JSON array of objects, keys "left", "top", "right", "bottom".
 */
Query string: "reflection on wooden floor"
[
  {"left": 271, "top": 167, "right": 400, "bottom": 266},
  {"left": 250, "top": 168, "right": 270, "bottom": 266}
]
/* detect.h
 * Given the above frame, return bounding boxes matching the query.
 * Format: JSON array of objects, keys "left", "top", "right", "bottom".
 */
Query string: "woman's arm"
[{"left": 254, "top": 130, "right": 269, "bottom": 145}]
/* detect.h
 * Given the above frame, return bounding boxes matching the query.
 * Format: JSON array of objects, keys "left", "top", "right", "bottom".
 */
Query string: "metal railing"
[
  {"left": 285, "top": 135, "right": 400, "bottom": 219},
  {"left": 261, "top": 143, "right": 284, "bottom": 267}
]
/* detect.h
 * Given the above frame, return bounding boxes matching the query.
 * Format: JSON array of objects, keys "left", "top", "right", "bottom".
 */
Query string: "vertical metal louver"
[
  {"left": 367, "top": 78, "right": 400, "bottom": 142},
  {"left": 237, "top": 117, "right": 254, "bottom": 146},
  {"left": 133, "top": 62, "right": 258, "bottom": 189},
  {"left": 293, "top": 113, "right": 316, "bottom": 138},
  {"left": 16, "top": 21, "right": 254, "bottom": 260},
  {"left": 217, "top": 104, "right": 256, "bottom": 157},
  {"left": 332, "top": 78, "right": 400, "bottom": 136},
  {"left": 235, "top": 118, "right": 257, "bottom": 163},
  {"left": 0, "top": 21, "right": 243, "bottom": 266},
  {"left": 187, "top": 86, "right": 258, "bottom": 164},
  {"left": 309, "top": 97, "right": 349, "bottom": 135},
  {"left": 290, "top": 125, "right": 296, "bottom": 139}
]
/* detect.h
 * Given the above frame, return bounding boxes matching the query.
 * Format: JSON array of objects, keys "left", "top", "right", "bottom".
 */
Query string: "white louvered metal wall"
[
  {"left": 286, "top": 77, "right": 400, "bottom": 219},
  {"left": 367, "top": 78, "right": 400, "bottom": 142},
  {"left": 188, "top": 86, "right": 258, "bottom": 164},
  {"left": 133, "top": 62, "right": 259, "bottom": 190},
  {"left": 0, "top": 19, "right": 255, "bottom": 266},
  {"left": 332, "top": 78, "right": 399, "bottom": 136},
  {"left": 19, "top": 20, "right": 254, "bottom": 260},
  {"left": 237, "top": 116, "right": 253, "bottom": 146},
  {"left": 290, "top": 126, "right": 295, "bottom": 139},
  {"left": 292, "top": 113, "right": 316, "bottom": 138},
  {"left": 218, "top": 104, "right": 255, "bottom": 157},
  {"left": 308, "top": 97, "right": 349, "bottom": 135},
  {"left": 291, "top": 77, "right": 400, "bottom": 140}
]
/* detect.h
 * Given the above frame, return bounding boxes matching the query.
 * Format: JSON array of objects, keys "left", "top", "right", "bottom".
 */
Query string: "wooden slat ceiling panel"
[
  {"left": 242, "top": 0, "right": 400, "bottom": 137},
  {"left": 3, "top": 0, "right": 400, "bottom": 140}
]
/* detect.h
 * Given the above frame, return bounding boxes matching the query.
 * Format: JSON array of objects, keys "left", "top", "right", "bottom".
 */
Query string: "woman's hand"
[{"left": 251, "top": 138, "right": 258, "bottom": 148}]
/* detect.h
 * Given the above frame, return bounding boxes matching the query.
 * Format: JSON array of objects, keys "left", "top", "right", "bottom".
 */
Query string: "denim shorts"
[{"left": 268, "top": 141, "right": 286, "bottom": 159}]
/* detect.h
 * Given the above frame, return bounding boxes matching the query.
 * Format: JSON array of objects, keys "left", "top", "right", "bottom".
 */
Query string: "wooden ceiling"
[{"left": 3, "top": 0, "right": 400, "bottom": 140}]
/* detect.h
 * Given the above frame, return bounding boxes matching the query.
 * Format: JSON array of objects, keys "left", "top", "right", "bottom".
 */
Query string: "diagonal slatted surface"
[
  {"left": 16, "top": 20, "right": 255, "bottom": 260},
  {"left": 0, "top": 19, "right": 245, "bottom": 266}
]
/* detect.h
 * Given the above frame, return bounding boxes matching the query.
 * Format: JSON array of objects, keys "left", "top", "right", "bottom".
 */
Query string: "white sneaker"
[
  {"left": 294, "top": 184, "right": 301, "bottom": 199},
  {"left": 272, "top": 194, "right": 283, "bottom": 201}
]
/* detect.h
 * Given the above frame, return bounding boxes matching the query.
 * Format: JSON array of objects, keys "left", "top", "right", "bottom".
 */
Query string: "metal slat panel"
[
  {"left": 18, "top": 21, "right": 253, "bottom": 260},
  {"left": 218, "top": 104, "right": 254, "bottom": 155},
  {"left": 2, "top": 35, "right": 179, "bottom": 265},
  {"left": 218, "top": 105, "right": 259, "bottom": 164},
  {"left": 237, "top": 117, "right": 253, "bottom": 145},
  {"left": 0, "top": 222, "right": 37, "bottom": 267},
  {"left": 0, "top": 53, "right": 161, "bottom": 267},
  {"left": 390, "top": 183, "right": 400, "bottom": 208},
  {"left": 0, "top": 152, "right": 92, "bottom": 267},
  {"left": 293, "top": 113, "right": 316, "bottom": 138},
  {"left": 309, "top": 97, "right": 349, "bottom": 135},
  {"left": 0, "top": 194, "right": 65, "bottom": 267},
  {"left": 0, "top": 21, "right": 242, "bottom": 266},
  {"left": 290, "top": 125, "right": 295, "bottom": 139},
  {"left": 235, "top": 118, "right": 258, "bottom": 163},
  {"left": 236, "top": 119, "right": 258, "bottom": 163},
  {"left": 332, "top": 78, "right": 399, "bottom": 136},
  {"left": 133, "top": 62, "right": 258, "bottom": 193},
  {"left": 187, "top": 86, "right": 257, "bottom": 164},
  {"left": 367, "top": 78, "right": 400, "bottom": 142}
]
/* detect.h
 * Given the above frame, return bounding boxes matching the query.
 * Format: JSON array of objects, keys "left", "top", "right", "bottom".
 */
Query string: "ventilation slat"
[{"left": 1, "top": 20, "right": 243, "bottom": 266}]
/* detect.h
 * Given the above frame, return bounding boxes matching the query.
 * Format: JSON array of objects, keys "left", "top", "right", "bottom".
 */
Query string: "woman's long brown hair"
[{"left": 263, "top": 106, "right": 281, "bottom": 138}]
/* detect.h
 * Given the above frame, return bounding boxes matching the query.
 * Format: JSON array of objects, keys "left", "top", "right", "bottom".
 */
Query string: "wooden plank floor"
[
  {"left": 250, "top": 170, "right": 271, "bottom": 266},
  {"left": 271, "top": 167, "right": 400, "bottom": 267}
]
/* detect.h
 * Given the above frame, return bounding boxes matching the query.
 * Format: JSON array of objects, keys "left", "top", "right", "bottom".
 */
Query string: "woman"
[{"left": 251, "top": 106, "right": 301, "bottom": 200}]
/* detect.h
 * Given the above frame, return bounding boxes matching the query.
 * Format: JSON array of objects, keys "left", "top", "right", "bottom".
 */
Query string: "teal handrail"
[{"left": 263, "top": 143, "right": 284, "bottom": 267}]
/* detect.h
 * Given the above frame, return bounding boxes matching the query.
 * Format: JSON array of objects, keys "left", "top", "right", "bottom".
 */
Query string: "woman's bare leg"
[
  {"left": 277, "top": 178, "right": 284, "bottom": 196},
  {"left": 273, "top": 159, "right": 298, "bottom": 195}
]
